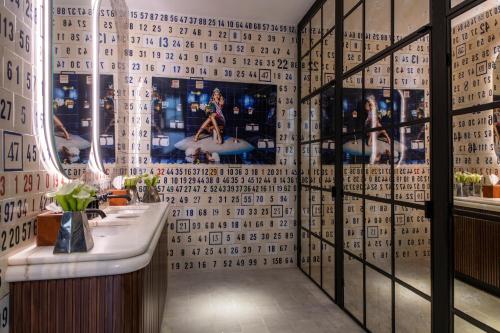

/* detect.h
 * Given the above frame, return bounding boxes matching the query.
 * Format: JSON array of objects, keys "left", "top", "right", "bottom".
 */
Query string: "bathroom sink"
[
  {"left": 91, "top": 210, "right": 144, "bottom": 226},
  {"left": 105, "top": 205, "right": 150, "bottom": 213},
  {"left": 107, "top": 209, "right": 145, "bottom": 215}
]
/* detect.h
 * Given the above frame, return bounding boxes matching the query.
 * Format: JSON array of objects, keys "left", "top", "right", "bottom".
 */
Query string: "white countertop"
[
  {"left": 454, "top": 196, "right": 500, "bottom": 213},
  {"left": 5, "top": 203, "right": 169, "bottom": 282}
]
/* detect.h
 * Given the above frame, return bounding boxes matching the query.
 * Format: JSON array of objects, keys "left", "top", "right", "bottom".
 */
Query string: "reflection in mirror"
[
  {"left": 342, "top": 73, "right": 363, "bottom": 134},
  {"left": 311, "top": 143, "right": 321, "bottom": 188},
  {"left": 322, "top": 191, "right": 334, "bottom": 242},
  {"left": 394, "top": 0, "right": 429, "bottom": 41},
  {"left": 321, "top": 243, "right": 335, "bottom": 297},
  {"left": 343, "top": 195, "right": 363, "bottom": 258},
  {"left": 322, "top": 30, "right": 335, "bottom": 84},
  {"left": 395, "top": 206, "right": 430, "bottom": 296},
  {"left": 311, "top": 235, "right": 321, "bottom": 284},
  {"left": 451, "top": 0, "right": 466, "bottom": 8},
  {"left": 311, "top": 8, "right": 322, "bottom": 46},
  {"left": 51, "top": 0, "right": 93, "bottom": 179},
  {"left": 395, "top": 284, "right": 430, "bottom": 332},
  {"left": 343, "top": 4, "right": 363, "bottom": 72},
  {"left": 301, "top": 144, "right": 311, "bottom": 185},
  {"left": 321, "top": 87, "right": 335, "bottom": 188},
  {"left": 310, "top": 189, "right": 321, "bottom": 234},
  {"left": 301, "top": 56, "right": 311, "bottom": 99},
  {"left": 311, "top": 95, "right": 321, "bottom": 141},
  {"left": 451, "top": 0, "right": 499, "bottom": 111},
  {"left": 365, "top": 201, "right": 391, "bottom": 273},
  {"left": 366, "top": 267, "right": 391, "bottom": 333},
  {"left": 343, "top": 135, "right": 364, "bottom": 194},
  {"left": 364, "top": 57, "right": 392, "bottom": 199},
  {"left": 301, "top": 187, "right": 310, "bottom": 229},
  {"left": 96, "top": 0, "right": 129, "bottom": 175},
  {"left": 451, "top": 3, "right": 500, "bottom": 330},
  {"left": 301, "top": 230, "right": 310, "bottom": 273},
  {"left": 365, "top": 0, "right": 391, "bottom": 58},
  {"left": 322, "top": 0, "right": 335, "bottom": 34},
  {"left": 301, "top": 23, "right": 310, "bottom": 57},
  {"left": 393, "top": 37, "right": 430, "bottom": 205},
  {"left": 344, "top": 0, "right": 360, "bottom": 15},
  {"left": 311, "top": 46, "right": 322, "bottom": 92},
  {"left": 301, "top": 100, "right": 311, "bottom": 142},
  {"left": 344, "top": 253, "right": 363, "bottom": 321},
  {"left": 454, "top": 316, "right": 486, "bottom": 333}
]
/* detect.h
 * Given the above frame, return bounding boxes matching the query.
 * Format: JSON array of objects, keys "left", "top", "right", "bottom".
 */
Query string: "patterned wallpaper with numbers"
[
  {"left": 0, "top": 1, "right": 66, "bottom": 331},
  {"left": 53, "top": 4, "right": 299, "bottom": 272}
]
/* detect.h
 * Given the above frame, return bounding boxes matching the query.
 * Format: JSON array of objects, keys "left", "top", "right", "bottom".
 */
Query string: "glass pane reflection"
[
  {"left": 395, "top": 206, "right": 431, "bottom": 296},
  {"left": 311, "top": 235, "right": 321, "bottom": 284},
  {"left": 344, "top": 253, "right": 364, "bottom": 322},
  {"left": 395, "top": 284, "right": 430, "bottom": 333},
  {"left": 366, "top": 267, "right": 392, "bottom": 333},
  {"left": 301, "top": 230, "right": 310, "bottom": 273},
  {"left": 365, "top": 201, "right": 391, "bottom": 273},
  {"left": 322, "top": 243, "right": 335, "bottom": 297}
]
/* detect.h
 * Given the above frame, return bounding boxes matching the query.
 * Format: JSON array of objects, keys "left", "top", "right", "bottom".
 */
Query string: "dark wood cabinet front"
[
  {"left": 10, "top": 225, "right": 168, "bottom": 333},
  {"left": 454, "top": 211, "right": 500, "bottom": 295}
]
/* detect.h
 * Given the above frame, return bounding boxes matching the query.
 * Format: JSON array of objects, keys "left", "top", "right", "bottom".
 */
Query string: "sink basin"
[
  {"left": 106, "top": 205, "right": 150, "bottom": 213},
  {"left": 106, "top": 209, "right": 145, "bottom": 215}
]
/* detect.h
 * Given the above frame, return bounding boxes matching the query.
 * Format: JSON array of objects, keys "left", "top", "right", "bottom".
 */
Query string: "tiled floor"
[{"left": 162, "top": 268, "right": 364, "bottom": 333}]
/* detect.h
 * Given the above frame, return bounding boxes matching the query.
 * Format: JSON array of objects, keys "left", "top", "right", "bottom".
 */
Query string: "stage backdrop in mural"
[{"left": 151, "top": 77, "right": 277, "bottom": 164}]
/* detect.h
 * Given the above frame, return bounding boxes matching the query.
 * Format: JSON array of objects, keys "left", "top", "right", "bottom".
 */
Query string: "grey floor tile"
[{"left": 162, "top": 268, "right": 361, "bottom": 333}]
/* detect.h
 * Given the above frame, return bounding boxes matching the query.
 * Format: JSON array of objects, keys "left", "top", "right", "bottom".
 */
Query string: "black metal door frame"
[{"left": 296, "top": 0, "right": 456, "bottom": 332}]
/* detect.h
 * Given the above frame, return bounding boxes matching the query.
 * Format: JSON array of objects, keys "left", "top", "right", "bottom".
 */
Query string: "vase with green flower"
[
  {"left": 142, "top": 175, "right": 161, "bottom": 203},
  {"left": 46, "top": 182, "right": 98, "bottom": 253}
]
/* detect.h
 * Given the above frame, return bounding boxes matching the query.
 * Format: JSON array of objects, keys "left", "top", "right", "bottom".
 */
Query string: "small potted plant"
[
  {"left": 142, "top": 174, "right": 161, "bottom": 203},
  {"left": 123, "top": 175, "right": 143, "bottom": 204},
  {"left": 455, "top": 171, "right": 483, "bottom": 197},
  {"left": 46, "top": 182, "right": 97, "bottom": 253},
  {"left": 469, "top": 173, "right": 483, "bottom": 197},
  {"left": 454, "top": 171, "right": 466, "bottom": 197}
]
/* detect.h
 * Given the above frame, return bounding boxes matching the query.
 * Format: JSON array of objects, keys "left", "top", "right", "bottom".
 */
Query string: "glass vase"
[
  {"left": 142, "top": 185, "right": 161, "bottom": 203},
  {"left": 473, "top": 183, "right": 482, "bottom": 197},
  {"left": 127, "top": 186, "right": 140, "bottom": 204}
]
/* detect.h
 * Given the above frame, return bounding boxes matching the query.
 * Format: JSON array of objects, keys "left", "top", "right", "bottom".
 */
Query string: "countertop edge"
[{"left": 5, "top": 205, "right": 169, "bottom": 282}]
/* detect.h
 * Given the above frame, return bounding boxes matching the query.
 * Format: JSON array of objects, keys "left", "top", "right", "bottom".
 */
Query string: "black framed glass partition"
[
  {"left": 298, "top": 0, "right": 500, "bottom": 332},
  {"left": 450, "top": 0, "right": 500, "bottom": 332}
]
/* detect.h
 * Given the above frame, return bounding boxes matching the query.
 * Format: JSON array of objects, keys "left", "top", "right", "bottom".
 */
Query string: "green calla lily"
[{"left": 46, "top": 181, "right": 97, "bottom": 212}]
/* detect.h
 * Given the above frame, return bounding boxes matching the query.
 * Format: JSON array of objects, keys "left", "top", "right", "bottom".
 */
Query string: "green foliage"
[
  {"left": 46, "top": 182, "right": 97, "bottom": 212},
  {"left": 123, "top": 174, "right": 146, "bottom": 189},
  {"left": 143, "top": 174, "right": 159, "bottom": 187},
  {"left": 454, "top": 171, "right": 482, "bottom": 184}
]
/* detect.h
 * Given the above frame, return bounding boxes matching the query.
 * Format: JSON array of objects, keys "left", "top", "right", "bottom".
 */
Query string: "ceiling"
[{"left": 124, "top": 0, "right": 315, "bottom": 25}]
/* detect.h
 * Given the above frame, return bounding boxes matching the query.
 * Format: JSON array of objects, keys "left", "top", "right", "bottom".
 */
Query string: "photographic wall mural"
[{"left": 151, "top": 77, "right": 277, "bottom": 164}]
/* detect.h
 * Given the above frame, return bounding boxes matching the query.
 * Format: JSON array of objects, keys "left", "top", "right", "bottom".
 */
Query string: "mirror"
[
  {"left": 95, "top": 0, "right": 129, "bottom": 176},
  {"left": 50, "top": 0, "right": 94, "bottom": 179},
  {"left": 48, "top": 0, "right": 128, "bottom": 179}
]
